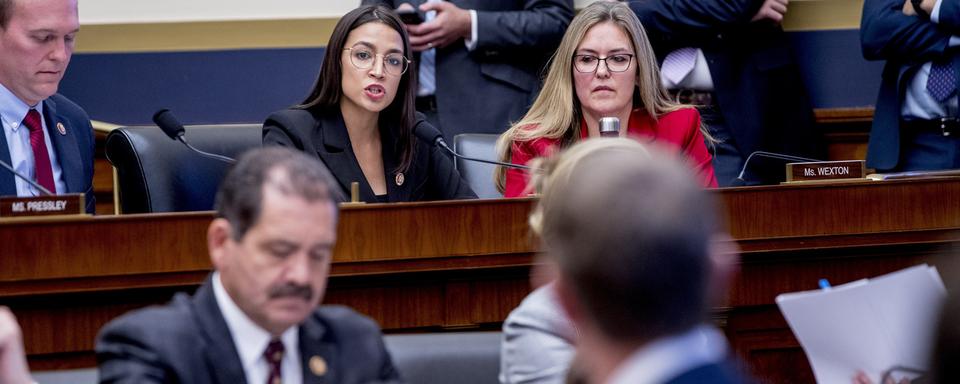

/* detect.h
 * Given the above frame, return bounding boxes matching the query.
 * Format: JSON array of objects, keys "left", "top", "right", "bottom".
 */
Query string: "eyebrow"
[
  {"left": 350, "top": 41, "right": 404, "bottom": 55},
  {"left": 576, "top": 47, "right": 631, "bottom": 55},
  {"left": 29, "top": 28, "right": 80, "bottom": 35}
]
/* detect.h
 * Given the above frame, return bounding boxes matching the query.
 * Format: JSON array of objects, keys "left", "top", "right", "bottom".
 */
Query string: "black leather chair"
[
  {"left": 105, "top": 124, "right": 261, "bottom": 213},
  {"left": 452, "top": 133, "right": 502, "bottom": 199},
  {"left": 384, "top": 332, "right": 501, "bottom": 384}
]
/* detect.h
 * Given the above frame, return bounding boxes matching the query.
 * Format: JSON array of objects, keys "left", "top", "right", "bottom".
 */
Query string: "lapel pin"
[
  {"left": 309, "top": 355, "right": 328, "bottom": 376},
  {"left": 56, "top": 122, "right": 66, "bottom": 135},
  {"left": 395, "top": 172, "right": 405, "bottom": 186}
]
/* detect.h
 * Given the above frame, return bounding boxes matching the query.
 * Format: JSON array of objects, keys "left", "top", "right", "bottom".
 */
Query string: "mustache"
[{"left": 268, "top": 283, "right": 313, "bottom": 301}]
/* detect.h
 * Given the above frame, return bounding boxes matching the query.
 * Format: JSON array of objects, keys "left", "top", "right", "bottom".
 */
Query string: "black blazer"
[
  {"left": 861, "top": 0, "right": 960, "bottom": 171},
  {"left": 0, "top": 93, "right": 95, "bottom": 213},
  {"left": 96, "top": 278, "right": 401, "bottom": 384},
  {"left": 362, "top": 0, "right": 574, "bottom": 143},
  {"left": 262, "top": 107, "right": 476, "bottom": 202},
  {"left": 628, "top": 0, "right": 821, "bottom": 160}
]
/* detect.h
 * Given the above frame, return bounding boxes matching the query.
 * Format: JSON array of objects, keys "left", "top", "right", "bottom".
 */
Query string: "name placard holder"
[
  {"left": 0, "top": 193, "right": 85, "bottom": 217},
  {"left": 785, "top": 160, "right": 868, "bottom": 183}
]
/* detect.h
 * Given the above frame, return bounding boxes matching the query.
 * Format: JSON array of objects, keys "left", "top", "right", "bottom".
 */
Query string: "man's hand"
[
  {"left": 903, "top": 0, "right": 937, "bottom": 16},
  {"left": 752, "top": 0, "right": 789, "bottom": 24},
  {"left": 405, "top": 2, "right": 472, "bottom": 52},
  {"left": 0, "top": 307, "right": 32, "bottom": 384}
]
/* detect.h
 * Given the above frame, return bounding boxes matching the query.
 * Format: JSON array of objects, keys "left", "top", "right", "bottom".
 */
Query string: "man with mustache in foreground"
[{"left": 95, "top": 147, "right": 401, "bottom": 384}]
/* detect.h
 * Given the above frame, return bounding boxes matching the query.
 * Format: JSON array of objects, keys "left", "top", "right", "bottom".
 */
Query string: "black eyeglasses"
[
  {"left": 572, "top": 54, "right": 634, "bottom": 73},
  {"left": 344, "top": 45, "right": 410, "bottom": 76}
]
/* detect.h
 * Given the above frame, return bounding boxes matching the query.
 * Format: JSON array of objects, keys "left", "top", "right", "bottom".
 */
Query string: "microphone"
[
  {"left": 731, "top": 151, "right": 821, "bottom": 186},
  {"left": 152, "top": 109, "right": 235, "bottom": 163},
  {"left": 0, "top": 158, "right": 53, "bottom": 196},
  {"left": 413, "top": 118, "right": 531, "bottom": 170},
  {"left": 599, "top": 117, "right": 620, "bottom": 137}
]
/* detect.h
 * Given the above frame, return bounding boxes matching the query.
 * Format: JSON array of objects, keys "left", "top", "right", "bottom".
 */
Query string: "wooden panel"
[{"left": 4, "top": 180, "right": 960, "bottom": 383}]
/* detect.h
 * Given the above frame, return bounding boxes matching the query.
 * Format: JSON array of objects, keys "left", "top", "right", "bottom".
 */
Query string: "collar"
[
  {"left": 0, "top": 83, "right": 43, "bottom": 134},
  {"left": 212, "top": 272, "right": 299, "bottom": 372},
  {"left": 606, "top": 325, "right": 729, "bottom": 384}
]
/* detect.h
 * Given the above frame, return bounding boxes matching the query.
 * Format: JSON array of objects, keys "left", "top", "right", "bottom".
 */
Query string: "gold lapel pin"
[
  {"left": 309, "top": 355, "right": 328, "bottom": 376},
  {"left": 395, "top": 172, "right": 405, "bottom": 186},
  {"left": 56, "top": 122, "right": 66, "bottom": 135}
]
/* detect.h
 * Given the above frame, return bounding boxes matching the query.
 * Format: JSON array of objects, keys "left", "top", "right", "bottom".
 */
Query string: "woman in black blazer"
[{"left": 263, "top": 5, "right": 475, "bottom": 203}]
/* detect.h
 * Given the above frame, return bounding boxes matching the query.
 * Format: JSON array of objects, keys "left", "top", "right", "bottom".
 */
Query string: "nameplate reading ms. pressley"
[{"left": 0, "top": 193, "right": 85, "bottom": 217}]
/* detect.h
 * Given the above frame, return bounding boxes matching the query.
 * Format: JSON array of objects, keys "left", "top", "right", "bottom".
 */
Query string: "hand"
[
  {"left": 903, "top": 0, "right": 917, "bottom": 16},
  {"left": 852, "top": 370, "right": 911, "bottom": 384},
  {"left": 751, "top": 0, "right": 789, "bottom": 24},
  {"left": 902, "top": 0, "right": 937, "bottom": 16},
  {"left": 406, "top": 2, "right": 472, "bottom": 52},
  {"left": 0, "top": 307, "right": 32, "bottom": 384}
]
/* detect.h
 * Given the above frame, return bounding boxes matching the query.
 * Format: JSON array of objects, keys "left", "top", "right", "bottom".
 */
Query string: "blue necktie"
[
  {"left": 927, "top": 57, "right": 956, "bottom": 102},
  {"left": 418, "top": 1, "right": 439, "bottom": 96}
]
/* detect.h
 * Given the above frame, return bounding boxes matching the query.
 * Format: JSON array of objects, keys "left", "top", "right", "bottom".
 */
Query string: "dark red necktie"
[
  {"left": 263, "top": 339, "right": 285, "bottom": 384},
  {"left": 22, "top": 109, "right": 55, "bottom": 194}
]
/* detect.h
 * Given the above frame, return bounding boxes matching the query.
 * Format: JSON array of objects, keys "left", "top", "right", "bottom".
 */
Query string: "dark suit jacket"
[
  {"left": 262, "top": 107, "right": 476, "bottom": 202},
  {"left": 362, "top": 0, "right": 573, "bottom": 143},
  {"left": 860, "top": 0, "right": 960, "bottom": 171},
  {"left": 664, "top": 362, "right": 747, "bottom": 384},
  {"left": 0, "top": 93, "right": 95, "bottom": 213},
  {"left": 628, "top": 0, "right": 820, "bottom": 160},
  {"left": 96, "top": 278, "right": 402, "bottom": 384}
]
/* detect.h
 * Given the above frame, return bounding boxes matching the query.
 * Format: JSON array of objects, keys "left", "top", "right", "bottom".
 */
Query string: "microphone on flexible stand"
[
  {"left": 413, "top": 118, "right": 531, "bottom": 170},
  {"left": 730, "top": 151, "right": 821, "bottom": 186},
  {"left": 0, "top": 158, "right": 53, "bottom": 196},
  {"left": 599, "top": 117, "right": 620, "bottom": 138},
  {"left": 152, "top": 109, "right": 235, "bottom": 163}
]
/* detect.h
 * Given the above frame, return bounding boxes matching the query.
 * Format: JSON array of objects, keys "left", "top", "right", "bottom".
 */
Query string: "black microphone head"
[
  {"left": 152, "top": 109, "right": 185, "bottom": 140},
  {"left": 730, "top": 177, "right": 747, "bottom": 187},
  {"left": 413, "top": 117, "right": 444, "bottom": 146}
]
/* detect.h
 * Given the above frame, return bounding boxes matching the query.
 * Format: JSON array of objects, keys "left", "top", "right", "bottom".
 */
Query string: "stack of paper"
[{"left": 776, "top": 265, "right": 946, "bottom": 383}]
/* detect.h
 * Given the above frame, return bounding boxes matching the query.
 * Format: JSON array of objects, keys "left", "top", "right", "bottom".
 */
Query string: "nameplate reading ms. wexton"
[
  {"left": 0, "top": 193, "right": 85, "bottom": 217},
  {"left": 786, "top": 160, "right": 866, "bottom": 183}
]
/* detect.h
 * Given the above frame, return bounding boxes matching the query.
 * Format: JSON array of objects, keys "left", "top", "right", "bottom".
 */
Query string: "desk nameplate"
[
  {"left": 0, "top": 193, "right": 85, "bottom": 217},
  {"left": 786, "top": 160, "right": 866, "bottom": 183}
]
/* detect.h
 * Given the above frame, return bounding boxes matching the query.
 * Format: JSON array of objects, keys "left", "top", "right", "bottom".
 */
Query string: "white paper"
[{"left": 776, "top": 265, "right": 946, "bottom": 383}]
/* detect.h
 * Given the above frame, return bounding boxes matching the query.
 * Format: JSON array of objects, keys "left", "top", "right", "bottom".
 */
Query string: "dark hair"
[
  {"left": 215, "top": 147, "right": 345, "bottom": 240},
  {"left": 0, "top": 0, "right": 12, "bottom": 28},
  {"left": 298, "top": 4, "right": 417, "bottom": 173},
  {"left": 541, "top": 147, "right": 716, "bottom": 342}
]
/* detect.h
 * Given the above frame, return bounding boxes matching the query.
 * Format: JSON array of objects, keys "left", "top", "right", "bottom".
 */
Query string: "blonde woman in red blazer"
[{"left": 495, "top": 2, "right": 717, "bottom": 197}]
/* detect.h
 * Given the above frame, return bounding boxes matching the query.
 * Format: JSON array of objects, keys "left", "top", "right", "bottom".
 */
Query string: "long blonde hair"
[
  {"left": 527, "top": 138, "right": 652, "bottom": 235},
  {"left": 495, "top": 1, "right": 698, "bottom": 192}
]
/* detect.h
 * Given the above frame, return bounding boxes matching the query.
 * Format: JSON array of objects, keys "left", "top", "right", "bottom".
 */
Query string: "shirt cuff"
[
  {"left": 464, "top": 9, "right": 478, "bottom": 51},
  {"left": 931, "top": 0, "right": 943, "bottom": 23}
]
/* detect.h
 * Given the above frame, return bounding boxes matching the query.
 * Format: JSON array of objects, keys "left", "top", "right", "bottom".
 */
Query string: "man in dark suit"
[
  {"left": 96, "top": 147, "right": 401, "bottom": 384},
  {"left": 362, "top": 0, "right": 573, "bottom": 143},
  {"left": 861, "top": 0, "right": 960, "bottom": 172},
  {"left": 628, "top": 0, "right": 821, "bottom": 186},
  {"left": 539, "top": 144, "right": 744, "bottom": 384},
  {"left": 0, "top": 0, "right": 95, "bottom": 213}
]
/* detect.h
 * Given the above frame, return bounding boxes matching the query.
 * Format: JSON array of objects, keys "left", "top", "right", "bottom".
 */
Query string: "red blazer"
[{"left": 505, "top": 108, "right": 717, "bottom": 197}]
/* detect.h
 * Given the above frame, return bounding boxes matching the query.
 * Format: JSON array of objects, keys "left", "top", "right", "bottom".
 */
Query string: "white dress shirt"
[
  {"left": 213, "top": 272, "right": 303, "bottom": 384},
  {"left": 0, "top": 83, "right": 66, "bottom": 196},
  {"left": 606, "top": 325, "right": 730, "bottom": 384}
]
